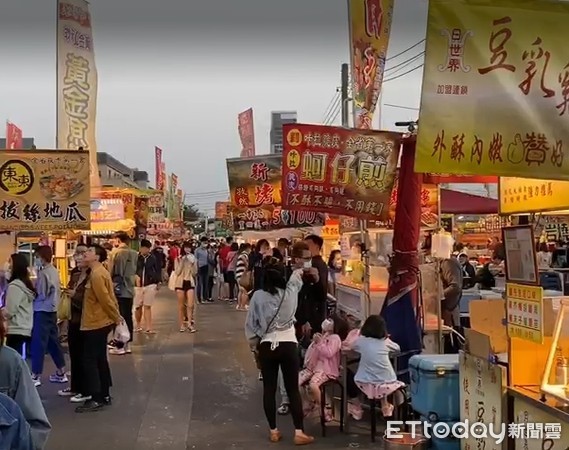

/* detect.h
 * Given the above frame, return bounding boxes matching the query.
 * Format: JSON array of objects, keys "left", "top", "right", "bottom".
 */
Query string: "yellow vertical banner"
[
  {"left": 57, "top": 0, "right": 100, "bottom": 192},
  {"left": 349, "top": 0, "right": 394, "bottom": 129}
]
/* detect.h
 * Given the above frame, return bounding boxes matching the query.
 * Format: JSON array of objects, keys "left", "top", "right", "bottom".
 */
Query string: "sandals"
[{"left": 277, "top": 403, "right": 290, "bottom": 415}]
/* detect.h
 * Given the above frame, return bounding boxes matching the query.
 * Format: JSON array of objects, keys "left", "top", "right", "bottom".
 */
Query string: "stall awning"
[{"left": 441, "top": 189, "right": 499, "bottom": 215}]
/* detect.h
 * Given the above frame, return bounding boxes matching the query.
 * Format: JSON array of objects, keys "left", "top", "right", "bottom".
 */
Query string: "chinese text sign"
[
  {"left": 0, "top": 150, "right": 90, "bottom": 231},
  {"left": 226, "top": 155, "right": 324, "bottom": 231},
  {"left": 281, "top": 124, "right": 401, "bottom": 220},
  {"left": 459, "top": 352, "right": 506, "bottom": 450},
  {"left": 416, "top": 0, "right": 569, "bottom": 181},
  {"left": 238, "top": 108, "right": 256, "bottom": 157},
  {"left": 5, "top": 123, "right": 23, "bottom": 150},
  {"left": 57, "top": 0, "right": 100, "bottom": 191},
  {"left": 349, "top": 0, "right": 394, "bottom": 129},
  {"left": 506, "top": 283, "right": 544, "bottom": 344},
  {"left": 500, "top": 178, "right": 569, "bottom": 214}
]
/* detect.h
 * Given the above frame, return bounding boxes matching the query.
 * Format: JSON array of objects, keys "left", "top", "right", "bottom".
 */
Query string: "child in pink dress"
[
  {"left": 345, "top": 315, "right": 404, "bottom": 417},
  {"left": 299, "top": 315, "right": 348, "bottom": 418}
]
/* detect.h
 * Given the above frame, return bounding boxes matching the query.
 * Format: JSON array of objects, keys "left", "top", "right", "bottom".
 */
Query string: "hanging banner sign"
[
  {"left": 227, "top": 155, "right": 324, "bottom": 231},
  {"left": 500, "top": 178, "right": 569, "bottom": 214},
  {"left": 415, "top": 0, "right": 569, "bottom": 181},
  {"left": 281, "top": 124, "right": 401, "bottom": 220},
  {"left": 349, "top": 0, "right": 395, "bottom": 129},
  {"left": 0, "top": 150, "right": 90, "bottom": 230}
]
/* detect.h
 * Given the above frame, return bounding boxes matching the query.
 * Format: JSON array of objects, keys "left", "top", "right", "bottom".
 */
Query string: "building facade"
[
  {"left": 97, "top": 152, "right": 149, "bottom": 190},
  {"left": 0, "top": 137, "right": 35, "bottom": 148},
  {"left": 269, "top": 111, "right": 297, "bottom": 154}
]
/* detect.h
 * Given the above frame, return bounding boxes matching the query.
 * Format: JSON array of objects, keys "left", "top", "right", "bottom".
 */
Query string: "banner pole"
[{"left": 55, "top": 0, "right": 59, "bottom": 148}]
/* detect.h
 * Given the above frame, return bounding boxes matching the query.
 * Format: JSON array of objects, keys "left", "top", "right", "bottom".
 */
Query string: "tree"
[{"left": 183, "top": 204, "right": 202, "bottom": 223}]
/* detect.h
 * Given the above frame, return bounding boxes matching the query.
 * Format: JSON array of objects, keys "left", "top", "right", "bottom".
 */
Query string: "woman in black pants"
[
  {"left": 58, "top": 246, "right": 91, "bottom": 403},
  {"left": 245, "top": 248, "right": 315, "bottom": 446}
]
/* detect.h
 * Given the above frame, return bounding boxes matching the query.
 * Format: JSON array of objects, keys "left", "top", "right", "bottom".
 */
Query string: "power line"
[
  {"left": 386, "top": 39, "right": 425, "bottom": 62},
  {"left": 385, "top": 52, "right": 424, "bottom": 73},
  {"left": 324, "top": 99, "right": 341, "bottom": 125},
  {"left": 321, "top": 90, "right": 340, "bottom": 122},
  {"left": 383, "top": 64, "right": 424, "bottom": 83},
  {"left": 384, "top": 103, "right": 420, "bottom": 111}
]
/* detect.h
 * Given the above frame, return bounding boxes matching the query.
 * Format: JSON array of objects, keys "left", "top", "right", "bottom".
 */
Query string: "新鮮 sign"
[
  {"left": 506, "top": 283, "right": 544, "bottom": 344},
  {"left": 226, "top": 155, "right": 324, "bottom": 231},
  {"left": 0, "top": 150, "right": 90, "bottom": 231},
  {"left": 416, "top": 0, "right": 569, "bottom": 181},
  {"left": 281, "top": 124, "right": 401, "bottom": 220}
]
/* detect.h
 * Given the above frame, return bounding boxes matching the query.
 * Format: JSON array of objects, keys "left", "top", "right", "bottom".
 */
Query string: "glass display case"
[
  {"left": 335, "top": 229, "right": 391, "bottom": 320},
  {"left": 541, "top": 298, "right": 569, "bottom": 403}
]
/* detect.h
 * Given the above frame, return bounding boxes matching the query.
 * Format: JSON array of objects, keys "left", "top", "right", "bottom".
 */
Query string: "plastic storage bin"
[{"left": 408, "top": 354, "right": 460, "bottom": 422}]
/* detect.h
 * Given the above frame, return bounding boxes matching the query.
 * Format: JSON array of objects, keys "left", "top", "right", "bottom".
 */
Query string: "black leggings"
[
  {"left": 6, "top": 334, "right": 31, "bottom": 357},
  {"left": 259, "top": 341, "right": 304, "bottom": 430}
]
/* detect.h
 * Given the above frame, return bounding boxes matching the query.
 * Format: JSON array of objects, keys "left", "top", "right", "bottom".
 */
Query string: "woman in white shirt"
[
  {"left": 537, "top": 242, "right": 552, "bottom": 270},
  {"left": 174, "top": 242, "right": 198, "bottom": 333},
  {"left": 245, "top": 253, "right": 314, "bottom": 446}
]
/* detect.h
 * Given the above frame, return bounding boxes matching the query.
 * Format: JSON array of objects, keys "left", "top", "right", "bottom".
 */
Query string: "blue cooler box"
[{"left": 409, "top": 354, "right": 460, "bottom": 422}]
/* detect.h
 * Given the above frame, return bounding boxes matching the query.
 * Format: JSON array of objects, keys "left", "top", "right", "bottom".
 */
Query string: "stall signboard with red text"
[
  {"left": 416, "top": 0, "right": 569, "bottom": 181},
  {"left": 281, "top": 124, "right": 401, "bottom": 220},
  {"left": 226, "top": 155, "right": 324, "bottom": 231}
]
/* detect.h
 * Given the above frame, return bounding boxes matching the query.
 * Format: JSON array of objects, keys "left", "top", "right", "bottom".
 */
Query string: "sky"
[{"left": 0, "top": 0, "right": 429, "bottom": 217}]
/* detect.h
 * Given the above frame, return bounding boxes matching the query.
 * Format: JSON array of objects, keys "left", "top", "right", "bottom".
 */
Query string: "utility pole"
[{"left": 341, "top": 63, "right": 349, "bottom": 128}]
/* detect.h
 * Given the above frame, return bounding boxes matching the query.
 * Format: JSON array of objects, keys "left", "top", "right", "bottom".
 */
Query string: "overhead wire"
[
  {"left": 323, "top": 98, "right": 342, "bottom": 125},
  {"left": 385, "top": 52, "right": 424, "bottom": 73},
  {"left": 385, "top": 39, "right": 425, "bottom": 62},
  {"left": 321, "top": 90, "right": 341, "bottom": 122},
  {"left": 383, "top": 64, "right": 424, "bottom": 83}
]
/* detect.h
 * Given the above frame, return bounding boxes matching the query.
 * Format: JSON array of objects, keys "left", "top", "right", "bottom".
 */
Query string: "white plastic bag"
[
  {"left": 114, "top": 321, "right": 130, "bottom": 344},
  {"left": 168, "top": 271, "right": 177, "bottom": 291}
]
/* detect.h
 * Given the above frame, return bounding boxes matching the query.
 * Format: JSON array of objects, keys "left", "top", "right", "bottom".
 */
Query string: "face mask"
[
  {"left": 201, "top": 243, "right": 207, "bottom": 248},
  {"left": 34, "top": 257, "right": 43, "bottom": 269},
  {"left": 303, "top": 260, "right": 312, "bottom": 270},
  {"left": 3, "top": 261, "right": 11, "bottom": 280},
  {"left": 184, "top": 248, "right": 192, "bottom": 255},
  {"left": 321, "top": 319, "right": 334, "bottom": 332}
]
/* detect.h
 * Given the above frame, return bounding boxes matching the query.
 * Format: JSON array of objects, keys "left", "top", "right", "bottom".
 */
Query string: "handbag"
[
  {"left": 250, "top": 290, "right": 286, "bottom": 370},
  {"left": 239, "top": 270, "right": 253, "bottom": 291},
  {"left": 57, "top": 291, "right": 71, "bottom": 322}
]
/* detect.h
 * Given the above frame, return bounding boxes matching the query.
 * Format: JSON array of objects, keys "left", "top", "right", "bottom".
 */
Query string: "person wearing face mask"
[
  {"left": 31, "top": 246, "right": 68, "bottom": 388},
  {"left": 299, "top": 314, "right": 349, "bottom": 420},
  {"left": 174, "top": 242, "right": 198, "bottom": 332},
  {"left": 249, "top": 239, "right": 272, "bottom": 294},
  {"left": 194, "top": 237, "right": 211, "bottom": 304},
  {"left": 4, "top": 253, "right": 36, "bottom": 357},
  {"left": 58, "top": 245, "right": 92, "bottom": 403}
]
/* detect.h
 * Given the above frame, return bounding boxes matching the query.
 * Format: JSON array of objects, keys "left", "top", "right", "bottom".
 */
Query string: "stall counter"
[{"left": 509, "top": 387, "right": 569, "bottom": 450}]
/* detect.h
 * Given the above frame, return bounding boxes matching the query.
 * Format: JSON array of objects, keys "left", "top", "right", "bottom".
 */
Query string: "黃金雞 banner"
[
  {"left": 349, "top": 0, "right": 394, "bottom": 129},
  {"left": 0, "top": 150, "right": 90, "bottom": 231},
  {"left": 416, "top": 0, "right": 569, "bottom": 181},
  {"left": 57, "top": 0, "right": 100, "bottom": 191},
  {"left": 281, "top": 124, "right": 401, "bottom": 220},
  {"left": 226, "top": 155, "right": 324, "bottom": 231},
  {"left": 238, "top": 108, "right": 256, "bottom": 157}
]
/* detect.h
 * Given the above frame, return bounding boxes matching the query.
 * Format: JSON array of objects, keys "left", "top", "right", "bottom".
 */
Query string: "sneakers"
[
  {"left": 347, "top": 402, "right": 364, "bottom": 421},
  {"left": 187, "top": 325, "right": 197, "bottom": 333},
  {"left": 31, "top": 376, "right": 41, "bottom": 387},
  {"left": 109, "top": 347, "right": 126, "bottom": 355},
  {"left": 293, "top": 432, "right": 315, "bottom": 445},
  {"left": 75, "top": 399, "right": 105, "bottom": 413},
  {"left": 49, "top": 373, "right": 69, "bottom": 384},
  {"left": 277, "top": 403, "right": 290, "bottom": 415},
  {"left": 70, "top": 394, "right": 92, "bottom": 403},
  {"left": 58, "top": 388, "right": 75, "bottom": 397}
]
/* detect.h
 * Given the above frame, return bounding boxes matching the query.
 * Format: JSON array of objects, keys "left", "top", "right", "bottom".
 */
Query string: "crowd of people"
[
  {"left": 0, "top": 231, "right": 408, "bottom": 448},
  {"left": 242, "top": 235, "right": 404, "bottom": 446}
]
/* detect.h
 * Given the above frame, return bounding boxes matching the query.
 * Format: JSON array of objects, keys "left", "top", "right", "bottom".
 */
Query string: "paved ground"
[{"left": 42, "top": 291, "right": 380, "bottom": 449}]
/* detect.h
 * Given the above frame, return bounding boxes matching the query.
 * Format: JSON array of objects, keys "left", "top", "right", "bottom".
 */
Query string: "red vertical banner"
[
  {"left": 6, "top": 122, "right": 23, "bottom": 149},
  {"left": 155, "top": 147, "right": 164, "bottom": 190},
  {"left": 238, "top": 108, "right": 256, "bottom": 157},
  {"left": 160, "top": 162, "right": 166, "bottom": 190}
]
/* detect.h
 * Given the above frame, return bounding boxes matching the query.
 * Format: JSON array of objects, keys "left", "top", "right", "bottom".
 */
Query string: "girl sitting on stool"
[
  {"left": 299, "top": 314, "right": 348, "bottom": 419},
  {"left": 346, "top": 314, "right": 404, "bottom": 417}
]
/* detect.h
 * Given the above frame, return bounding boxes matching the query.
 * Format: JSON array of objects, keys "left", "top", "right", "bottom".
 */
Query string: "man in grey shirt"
[{"left": 109, "top": 232, "right": 138, "bottom": 355}]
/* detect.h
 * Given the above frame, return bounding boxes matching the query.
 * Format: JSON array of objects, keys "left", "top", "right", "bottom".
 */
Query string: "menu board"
[
  {"left": 502, "top": 226, "right": 538, "bottom": 285},
  {"left": 506, "top": 283, "right": 544, "bottom": 344},
  {"left": 459, "top": 351, "right": 507, "bottom": 450}
]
